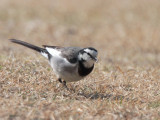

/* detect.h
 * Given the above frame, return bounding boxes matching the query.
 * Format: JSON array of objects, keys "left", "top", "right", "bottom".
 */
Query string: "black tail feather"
[{"left": 9, "top": 39, "right": 45, "bottom": 53}]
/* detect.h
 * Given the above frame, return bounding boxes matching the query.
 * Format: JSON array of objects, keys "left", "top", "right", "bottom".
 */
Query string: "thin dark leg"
[
  {"left": 58, "top": 78, "right": 75, "bottom": 92},
  {"left": 58, "top": 78, "right": 69, "bottom": 90},
  {"left": 62, "top": 81, "right": 67, "bottom": 87},
  {"left": 58, "top": 78, "right": 62, "bottom": 83},
  {"left": 63, "top": 81, "right": 76, "bottom": 93},
  {"left": 62, "top": 81, "right": 69, "bottom": 90}
]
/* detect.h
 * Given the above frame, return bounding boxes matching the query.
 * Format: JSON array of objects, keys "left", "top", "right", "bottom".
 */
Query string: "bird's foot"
[{"left": 58, "top": 78, "right": 75, "bottom": 93}]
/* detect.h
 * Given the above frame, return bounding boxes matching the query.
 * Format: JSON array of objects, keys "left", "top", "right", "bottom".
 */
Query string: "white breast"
[{"left": 45, "top": 47, "right": 82, "bottom": 82}]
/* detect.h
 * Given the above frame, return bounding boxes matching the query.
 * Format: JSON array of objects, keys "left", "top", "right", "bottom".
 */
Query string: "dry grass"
[{"left": 0, "top": 0, "right": 160, "bottom": 119}]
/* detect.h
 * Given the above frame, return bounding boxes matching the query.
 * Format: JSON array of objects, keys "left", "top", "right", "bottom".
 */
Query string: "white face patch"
[
  {"left": 84, "top": 48, "right": 93, "bottom": 54},
  {"left": 78, "top": 48, "right": 98, "bottom": 68},
  {"left": 83, "top": 59, "right": 95, "bottom": 68},
  {"left": 81, "top": 53, "right": 91, "bottom": 61},
  {"left": 84, "top": 48, "right": 98, "bottom": 59},
  {"left": 81, "top": 53, "right": 95, "bottom": 68}
]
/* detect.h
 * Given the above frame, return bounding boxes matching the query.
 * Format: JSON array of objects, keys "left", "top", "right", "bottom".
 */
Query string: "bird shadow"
[
  {"left": 64, "top": 84, "right": 125, "bottom": 100},
  {"left": 76, "top": 92, "right": 124, "bottom": 100}
]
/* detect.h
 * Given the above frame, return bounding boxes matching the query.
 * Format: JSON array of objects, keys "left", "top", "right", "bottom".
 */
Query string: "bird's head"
[{"left": 78, "top": 47, "right": 98, "bottom": 68}]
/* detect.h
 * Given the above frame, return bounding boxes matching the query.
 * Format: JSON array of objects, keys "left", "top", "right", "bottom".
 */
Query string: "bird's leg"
[
  {"left": 62, "top": 81, "right": 75, "bottom": 93},
  {"left": 58, "top": 78, "right": 75, "bottom": 93},
  {"left": 62, "top": 81, "right": 69, "bottom": 90},
  {"left": 58, "top": 78, "right": 63, "bottom": 83},
  {"left": 58, "top": 78, "right": 69, "bottom": 90}
]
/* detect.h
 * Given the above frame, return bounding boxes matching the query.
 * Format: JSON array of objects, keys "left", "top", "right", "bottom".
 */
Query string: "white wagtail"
[{"left": 10, "top": 39, "right": 98, "bottom": 88}]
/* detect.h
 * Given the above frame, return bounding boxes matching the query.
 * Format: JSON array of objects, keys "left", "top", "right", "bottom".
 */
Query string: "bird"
[{"left": 9, "top": 39, "right": 98, "bottom": 89}]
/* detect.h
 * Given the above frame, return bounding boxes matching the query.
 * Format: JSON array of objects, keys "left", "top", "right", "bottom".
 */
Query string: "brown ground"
[{"left": 0, "top": 0, "right": 160, "bottom": 119}]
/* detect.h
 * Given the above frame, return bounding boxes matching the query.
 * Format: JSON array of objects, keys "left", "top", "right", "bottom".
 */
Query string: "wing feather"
[{"left": 44, "top": 46, "right": 82, "bottom": 64}]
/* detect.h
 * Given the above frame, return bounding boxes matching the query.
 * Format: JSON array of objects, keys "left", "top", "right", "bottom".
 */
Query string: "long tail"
[{"left": 9, "top": 39, "right": 49, "bottom": 58}]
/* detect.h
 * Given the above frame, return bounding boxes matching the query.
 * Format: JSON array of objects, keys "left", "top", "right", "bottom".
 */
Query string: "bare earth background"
[{"left": 0, "top": 0, "right": 160, "bottom": 119}]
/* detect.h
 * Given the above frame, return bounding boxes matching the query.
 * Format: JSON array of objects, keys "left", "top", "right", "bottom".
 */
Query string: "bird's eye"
[{"left": 86, "top": 52, "right": 94, "bottom": 59}]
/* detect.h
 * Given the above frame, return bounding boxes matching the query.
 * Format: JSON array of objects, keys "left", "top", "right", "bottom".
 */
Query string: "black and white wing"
[
  {"left": 43, "top": 46, "right": 82, "bottom": 64},
  {"left": 61, "top": 47, "right": 82, "bottom": 63}
]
